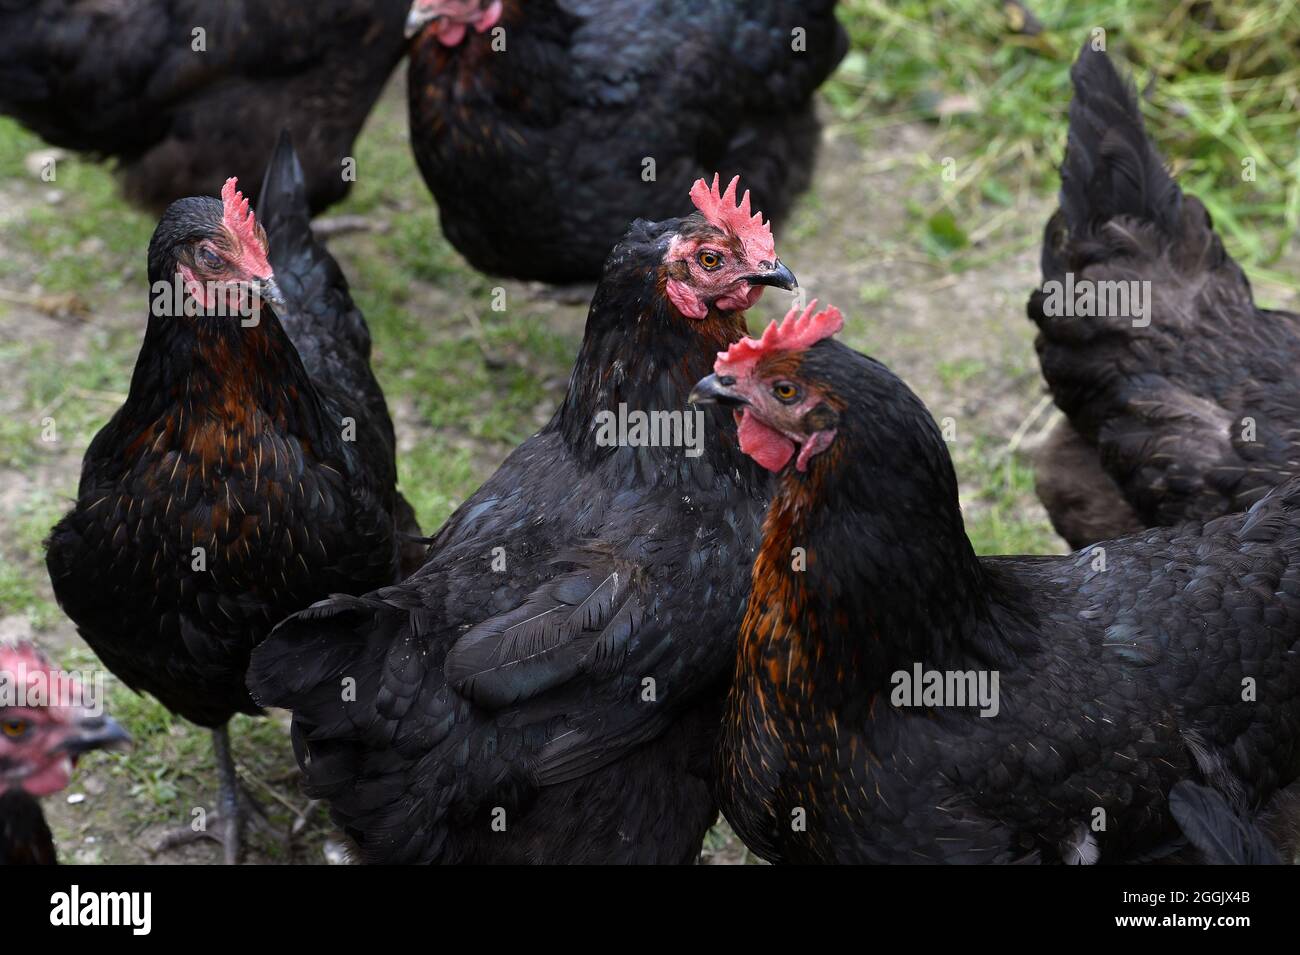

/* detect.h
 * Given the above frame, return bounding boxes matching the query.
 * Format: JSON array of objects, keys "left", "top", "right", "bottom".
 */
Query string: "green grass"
[
  {"left": 0, "top": 489, "right": 66, "bottom": 630},
  {"left": 0, "top": 337, "right": 134, "bottom": 470},
  {"left": 828, "top": 0, "right": 1300, "bottom": 278},
  {"left": 936, "top": 357, "right": 988, "bottom": 389},
  {"left": 0, "top": 121, "right": 151, "bottom": 293},
  {"left": 962, "top": 447, "right": 1061, "bottom": 556},
  {"left": 0, "top": 558, "right": 56, "bottom": 630},
  {"left": 398, "top": 442, "right": 483, "bottom": 532},
  {"left": 53, "top": 645, "right": 320, "bottom": 863}
]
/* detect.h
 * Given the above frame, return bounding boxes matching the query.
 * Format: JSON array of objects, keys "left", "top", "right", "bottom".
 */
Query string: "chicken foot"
[{"left": 151, "top": 724, "right": 278, "bottom": 864}]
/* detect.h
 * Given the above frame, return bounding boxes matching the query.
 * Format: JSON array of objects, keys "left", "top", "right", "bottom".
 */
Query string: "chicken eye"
[
  {"left": 773, "top": 382, "right": 800, "bottom": 404},
  {"left": 1, "top": 719, "right": 27, "bottom": 739},
  {"left": 697, "top": 250, "right": 723, "bottom": 271},
  {"left": 196, "top": 246, "right": 223, "bottom": 271}
]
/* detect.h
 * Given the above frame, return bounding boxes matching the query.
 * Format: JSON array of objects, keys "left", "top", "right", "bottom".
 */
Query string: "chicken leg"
[{"left": 152, "top": 724, "right": 272, "bottom": 864}]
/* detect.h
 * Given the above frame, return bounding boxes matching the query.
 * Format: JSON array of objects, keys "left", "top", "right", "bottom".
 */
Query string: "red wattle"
[
  {"left": 438, "top": 21, "right": 468, "bottom": 45},
  {"left": 714, "top": 285, "right": 764, "bottom": 313},
  {"left": 737, "top": 409, "right": 795, "bottom": 472},
  {"left": 666, "top": 279, "right": 708, "bottom": 319}
]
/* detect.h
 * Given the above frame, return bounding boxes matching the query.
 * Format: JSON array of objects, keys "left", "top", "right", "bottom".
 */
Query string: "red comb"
[
  {"left": 220, "top": 177, "right": 272, "bottom": 278},
  {"left": 0, "top": 640, "right": 61, "bottom": 699},
  {"left": 689, "top": 174, "right": 776, "bottom": 264},
  {"left": 0, "top": 639, "right": 51, "bottom": 676},
  {"left": 716, "top": 300, "right": 844, "bottom": 377},
  {"left": 0, "top": 640, "right": 91, "bottom": 720}
]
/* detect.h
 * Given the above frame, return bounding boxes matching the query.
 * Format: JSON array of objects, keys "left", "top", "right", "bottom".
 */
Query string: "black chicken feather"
[
  {"left": 0, "top": 0, "right": 409, "bottom": 213},
  {"left": 1029, "top": 44, "right": 1300, "bottom": 548},
  {"left": 248, "top": 211, "right": 776, "bottom": 864},
  {"left": 445, "top": 565, "right": 642, "bottom": 708},
  {"left": 711, "top": 335, "right": 1300, "bottom": 864},
  {"left": 1169, "top": 781, "right": 1282, "bottom": 865},
  {"left": 0, "top": 791, "right": 58, "bottom": 866},
  {"left": 407, "top": 0, "right": 847, "bottom": 281},
  {"left": 46, "top": 134, "right": 414, "bottom": 730}
]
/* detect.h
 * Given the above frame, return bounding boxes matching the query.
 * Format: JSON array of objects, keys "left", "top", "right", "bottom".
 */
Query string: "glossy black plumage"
[
  {"left": 1028, "top": 45, "right": 1300, "bottom": 548},
  {"left": 46, "top": 134, "right": 416, "bottom": 730},
  {"left": 247, "top": 215, "right": 773, "bottom": 864},
  {"left": 0, "top": 0, "right": 409, "bottom": 213},
  {"left": 0, "top": 791, "right": 57, "bottom": 866},
  {"left": 1169, "top": 781, "right": 1282, "bottom": 865},
  {"left": 714, "top": 337, "right": 1300, "bottom": 864},
  {"left": 407, "top": 0, "right": 846, "bottom": 281}
]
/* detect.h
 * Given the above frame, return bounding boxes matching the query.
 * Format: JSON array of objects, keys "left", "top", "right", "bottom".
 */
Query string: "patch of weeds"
[
  {"left": 829, "top": 0, "right": 1299, "bottom": 279},
  {"left": 956, "top": 437, "right": 1061, "bottom": 556},
  {"left": 936, "top": 357, "right": 987, "bottom": 389}
]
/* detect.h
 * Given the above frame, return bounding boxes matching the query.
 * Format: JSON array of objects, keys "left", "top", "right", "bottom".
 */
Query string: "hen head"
[
  {"left": 406, "top": 0, "right": 503, "bottom": 43},
  {"left": 0, "top": 642, "right": 130, "bottom": 798},
  {"left": 690, "top": 301, "right": 846, "bottom": 473},
  {"left": 662, "top": 174, "right": 797, "bottom": 320},
  {"left": 147, "top": 178, "right": 284, "bottom": 319}
]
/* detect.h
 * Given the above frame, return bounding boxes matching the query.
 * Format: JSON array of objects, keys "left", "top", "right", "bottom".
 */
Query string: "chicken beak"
[
  {"left": 405, "top": 5, "right": 437, "bottom": 39},
  {"left": 255, "top": 276, "right": 286, "bottom": 311},
  {"left": 57, "top": 713, "right": 131, "bottom": 757},
  {"left": 689, "top": 374, "right": 748, "bottom": 407},
  {"left": 743, "top": 259, "right": 798, "bottom": 291}
]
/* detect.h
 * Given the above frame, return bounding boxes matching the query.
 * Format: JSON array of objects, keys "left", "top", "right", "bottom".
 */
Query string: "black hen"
[
  {"left": 406, "top": 0, "right": 846, "bottom": 281},
  {"left": 0, "top": 0, "right": 409, "bottom": 213},
  {"left": 692, "top": 302, "right": 1300, "bottom": 864},
  {"left": 45, "top": 134, "right": 417, "bottom": 863},
  {"left": 1028, "top": 45, "right": 1300, "bottom": 548},
  {"left": 247, "top": 176, "right": 796, "bottom": 863}
]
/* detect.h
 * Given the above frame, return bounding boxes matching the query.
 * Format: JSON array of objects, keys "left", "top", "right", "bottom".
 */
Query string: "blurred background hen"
[
  {"left": 1030, "top": 46, "right": 1300, "bottom": 548},
  {"left": 0, "top": 641, "right": 129, "bottom": 865},
  {"left": 404, "top": 0, "right": 847, "bottom": 281},
  {"left": 0, "top": 0, "right": 412, "bottom": 214},
  {"left": 0, "top": 0, "right": 846, "bottom": 282}
]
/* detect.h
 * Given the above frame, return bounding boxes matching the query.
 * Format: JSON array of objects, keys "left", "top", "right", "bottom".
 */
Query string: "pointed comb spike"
[
  {"left": 0, "top": 638, "right": 53, "bottom": 680},
  {"left": 688, "top": 172, "right": 777, "bottom": 264},
  {"left": 219, "top": 176, "right": 274, "bottom": 281},
  {"left": 221, "top": 178, "right": 250, "bottom": 230},
  {"left": 715, "top": 299, "right": 844, "bottom": 378},
  {"left": 722, "top": 175, "right": 739, "bottom": 206}
]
